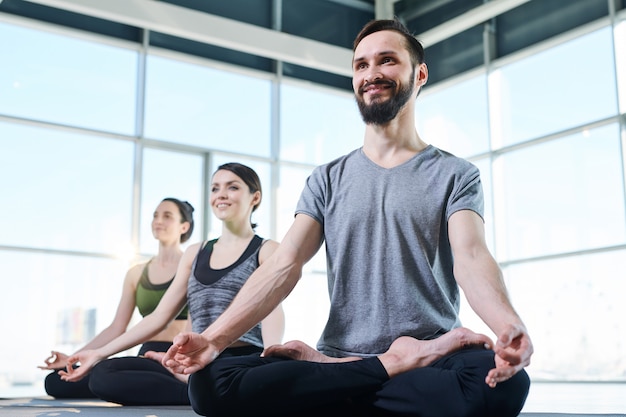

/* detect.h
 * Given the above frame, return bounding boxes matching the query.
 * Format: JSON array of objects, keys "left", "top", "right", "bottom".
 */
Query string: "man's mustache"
[{"left": 359, "top": 79, "right": 397, "bottom": 95}]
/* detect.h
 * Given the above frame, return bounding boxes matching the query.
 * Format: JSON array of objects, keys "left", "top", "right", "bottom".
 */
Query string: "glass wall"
[{"left": 417, "top": 17, "right": 626, "bottom": 382}]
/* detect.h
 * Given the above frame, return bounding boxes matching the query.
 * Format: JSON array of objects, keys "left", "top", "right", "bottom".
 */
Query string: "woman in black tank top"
[{"left": 54, "top": 163, "right": 284, "bottom": 407}]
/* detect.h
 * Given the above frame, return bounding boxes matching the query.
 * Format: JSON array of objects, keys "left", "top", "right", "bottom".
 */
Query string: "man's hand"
[
  {"left": 58, "top": 349, "right": 104, "bottom": 382},
  {"left": 486, "top": 324, "right": 533, "bottom": 388},
  {"left": 38, "top": 351, "right": 69, "bottom": 370},
  {"left": 161, "top": 332, "right": 220, "bottom": 375}
]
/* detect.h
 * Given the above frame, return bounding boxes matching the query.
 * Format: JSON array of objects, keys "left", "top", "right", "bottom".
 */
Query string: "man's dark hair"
[{"left": 353, "top": 19, "right": 425, "bottom": 67}]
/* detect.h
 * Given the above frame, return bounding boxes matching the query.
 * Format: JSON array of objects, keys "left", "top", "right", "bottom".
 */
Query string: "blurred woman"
[{"left": 39, "top": 197, "right": 195, "bottom": 403}]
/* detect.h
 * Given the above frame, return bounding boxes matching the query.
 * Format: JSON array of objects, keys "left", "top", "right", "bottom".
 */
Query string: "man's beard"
[{"left": 356, "top": 71, "right": 415, "bottom": 125}]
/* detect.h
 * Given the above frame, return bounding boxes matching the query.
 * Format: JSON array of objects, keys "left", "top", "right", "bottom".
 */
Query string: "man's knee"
[{"left": 484, "top": 369, "right": 530, "bottom": 417}]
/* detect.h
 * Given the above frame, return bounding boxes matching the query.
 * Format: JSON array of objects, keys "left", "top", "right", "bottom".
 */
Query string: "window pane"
[
  {"left": 496, "top": 0, "right": 608, "bottom": 57},
  {"left": 615, "top": 19, "right": 626, "bottom": 113},
  {"left": 422, "top": 26, "right": 484, "bottom": 85},
  {"left": 493, "top": 124, "right": 625, "bottom": 261},
  {"left": 0, "top": 251, "right": 130, "bottom": 395},
  {"left": 282, "top": 271, "right": 330, "bottom": 348},
  {"left": 276, "top": 163, "right": 325, "bottom": 272},
  {"left": 503, "top": 250, "right": 626, "bottom": 381},
  {"left": 277, "top": 163, "right": 329, "bottom": 349},
  {"left": 144, "top": 55, "right": 271, "bottom": 157},
  {"left": 280, "top": 83, "right": 362, "bottom": 164},
  {"left": 140, "top": 148, "right": 205, "bottom": 253},
  {"left": 277, "top": 164, "right": 311, "bottom": 239},
  {"left": 0, "top": 21, "right": 137, "bottom": 134},
  {"left": 416, "top": 75, "right": 490, "bottom": 158},
  {"left": 489, "top": 27, "right": 617, "bottom": 147},
  {"left": 209, "top": 155, "right": 273, "bottom": 241},
  {"left": 0, "top": 122, "right": 134, "bottom": 253}
]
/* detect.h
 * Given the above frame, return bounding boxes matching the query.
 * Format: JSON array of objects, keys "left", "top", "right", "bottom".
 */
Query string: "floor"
[
  {"left": 1, "top": 397, "right": 625, "bottom": 417},
  {"left": 1, "top": 382, "right": 624, "bottom": 416},
  {"left": 521, "top": 382, "right": 626, "bottom": 414}
]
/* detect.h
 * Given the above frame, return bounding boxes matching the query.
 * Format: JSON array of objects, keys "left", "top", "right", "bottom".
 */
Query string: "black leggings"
[
  {"left": 42, "top": 342, "right": 174, "bottom": 400},
  {"left": 88, "top": 343, "right": 263, "bottom": 406},
  {"left": 44, "top": 364, "right": 95, "bottom": 399},
  {"left": 88, "top": 341, "right": 189, "bottom": 405},
  {"left": 188, "top": 348, "right": 530, "bottom": 417}
]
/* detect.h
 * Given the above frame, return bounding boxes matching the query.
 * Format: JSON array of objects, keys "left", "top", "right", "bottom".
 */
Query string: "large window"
[
  {"left": 415, "top": 73, "right": 490, "bottom": 158},
  {"left": 494, "top": 123, "right": 625, "bottom": 261},
  {"left": 280, "top": 81, "right": 362, "bottom": 165},
  {"left": 0, "top": 251, "right": 129, "bottom": 389},
  {"left": 616, "top": 19, "right": 626, "bottom": 112},
  {"left": 489, "top": 27, "right": 618, "bottom": 148},
  {"left": 416, "top": 21, "right": 626, "bottom": 382},
  {"left": 0, "top": 21, "right": 137, "bottom": 134},
  {"left": 0, "top": 122, "right": 134, "bottom": 254},
  {"left": 144, "top": 54, "right": 272, "bottom": 157},
  {"left": 503, "top": 250, "right": 626, "bottom": 380}
]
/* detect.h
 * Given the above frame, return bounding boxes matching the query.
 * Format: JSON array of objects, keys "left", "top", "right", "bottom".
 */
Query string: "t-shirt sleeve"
[
  {"left": 446, "top": 162, "right": 484, "bottom": 221},
  {"left": 295, "top": 166, "right": 326, "bottom": 226}
]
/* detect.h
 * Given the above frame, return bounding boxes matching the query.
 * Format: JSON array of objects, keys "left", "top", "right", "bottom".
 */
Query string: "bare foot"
[
  {"left": 143, "top": 351, "right": 189, "bottom": 383},
  {"left": 379, "top": 328, "right": 493, "bottom": 378},
  {"left": 263, "top": 340, "right": 360, "bottom": 363}
]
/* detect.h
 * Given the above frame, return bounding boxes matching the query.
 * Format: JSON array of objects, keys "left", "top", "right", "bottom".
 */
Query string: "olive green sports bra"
[{"left": 135, "top": 260, "right": 188, "bottom": 320}]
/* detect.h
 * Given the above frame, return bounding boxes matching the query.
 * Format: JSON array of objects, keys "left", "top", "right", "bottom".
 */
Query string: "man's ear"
[{"left": 417, "top": 62, "right": 428, "bottom": 87}]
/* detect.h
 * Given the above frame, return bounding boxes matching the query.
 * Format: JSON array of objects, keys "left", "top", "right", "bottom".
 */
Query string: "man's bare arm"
[{"left": 162, "top": 214, "right": 323, "bottom": 374}]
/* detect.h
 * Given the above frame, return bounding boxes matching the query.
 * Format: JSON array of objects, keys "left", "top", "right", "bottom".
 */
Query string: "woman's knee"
[
  {"left": 87, "top": 360, "right": 114, "bottom": 398},
  {"left": 45, "top": 369, "right": 95, "bottom": 398}
]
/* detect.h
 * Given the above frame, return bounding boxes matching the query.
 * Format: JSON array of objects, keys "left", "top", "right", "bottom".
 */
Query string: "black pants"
[
  {"left": 44, "top": 342, "right": 181, "bottom": 403},
  {"left": 44, "top": 364, "right": 95, "bottom": 399},
  {"left": 188, "top": 348, "right": 530, "bottom": 417},
  {"left": 87, "top": 341, "right": 189, "bottom": 405},
  {"left": 88, "top": 343, "right": 263, "bottom": 406}
]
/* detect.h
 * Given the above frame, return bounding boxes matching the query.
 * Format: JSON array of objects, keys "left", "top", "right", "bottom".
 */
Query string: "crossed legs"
[{"left": 187, "top": 328, "right": 530, "bottom": 417}]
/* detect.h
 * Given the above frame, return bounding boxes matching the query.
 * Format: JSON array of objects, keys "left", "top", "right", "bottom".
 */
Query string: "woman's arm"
[{"left": 59, "top": 243, "right": 200, "bottom": 382}]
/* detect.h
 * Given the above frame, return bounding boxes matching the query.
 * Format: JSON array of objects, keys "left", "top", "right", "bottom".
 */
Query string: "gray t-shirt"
[{"left": 295, "top": 145, "right": 484, "bottom": 358}]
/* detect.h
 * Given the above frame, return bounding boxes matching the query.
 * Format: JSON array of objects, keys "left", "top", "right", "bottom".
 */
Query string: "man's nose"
[{"left": 364, "top": 69, "right": 382, "bottom": 84}]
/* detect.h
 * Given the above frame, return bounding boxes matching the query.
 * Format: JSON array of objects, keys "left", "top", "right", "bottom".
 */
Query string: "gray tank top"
[{"left": 187, "top": 236, "right": 264, "bottom": 348}]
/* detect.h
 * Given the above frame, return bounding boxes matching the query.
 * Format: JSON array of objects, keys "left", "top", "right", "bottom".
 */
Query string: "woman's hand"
[
  {"left": 58, "top": 349, "right": 104, "bottom": 382},
  {"left": 38, "top": 351, "right": 69, "bottom": 370}
]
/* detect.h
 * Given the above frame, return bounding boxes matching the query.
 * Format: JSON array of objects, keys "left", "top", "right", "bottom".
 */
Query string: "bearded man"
[{"left": 162, "top": 18, "right": 533, "bottom": 417}]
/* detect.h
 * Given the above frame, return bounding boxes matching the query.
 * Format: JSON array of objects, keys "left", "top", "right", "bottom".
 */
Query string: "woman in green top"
[{"left": 38, "top": 197, "right": 194, "bottom": 404}]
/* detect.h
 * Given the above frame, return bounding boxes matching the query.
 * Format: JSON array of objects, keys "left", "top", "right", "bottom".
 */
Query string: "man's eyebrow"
[{"left": 353, "top": 50, "right": 399, "bottom": 64}]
